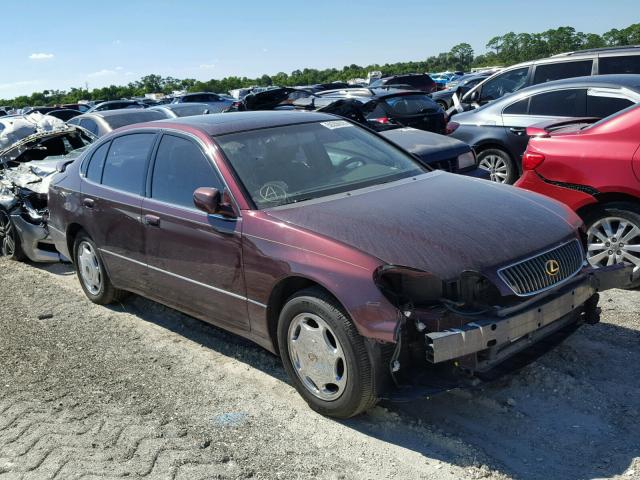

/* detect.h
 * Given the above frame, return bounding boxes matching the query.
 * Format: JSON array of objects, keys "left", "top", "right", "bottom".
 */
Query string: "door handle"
[
  {"left": 509, "top": 127, "right": 526, "bottom": 136},
  {"left": 143, "top": 214, "right": 161, "bottom": 227},
  {"left": 83, "top": 198, "right": 95, "bottom": 208}
]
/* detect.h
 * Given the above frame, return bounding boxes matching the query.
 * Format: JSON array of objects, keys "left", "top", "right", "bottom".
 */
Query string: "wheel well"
[
  {"left": 576, "top": 193, "right": 640, "bottom": 218},
  {"left": 65, "top": 223, "right": 85, "bottom": 261},
  {"left": 266, "top": 276, "right": 338, "bottom": 353}
]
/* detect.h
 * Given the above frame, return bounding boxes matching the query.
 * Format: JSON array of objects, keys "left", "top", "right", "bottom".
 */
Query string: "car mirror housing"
[{"left": 193, "top": 187, "right": 236, "bottom": 218}]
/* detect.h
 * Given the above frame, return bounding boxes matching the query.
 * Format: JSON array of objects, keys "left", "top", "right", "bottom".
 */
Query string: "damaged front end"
[
  {"left": 0, "top": 114, "right": 93, "bottom": 262},
  {"left": 373, "top": 251, "right": 635, "bottom": 400}
]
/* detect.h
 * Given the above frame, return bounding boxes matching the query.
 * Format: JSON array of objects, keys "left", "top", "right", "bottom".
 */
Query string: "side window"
[
  {"left": 184, "top": 95, "right": 203, "bottom": 103},
  {"left": 151, "top": 135, "right": 221, "bottom": 209},
  {"left": 86, "top": 142, "right": 110, "bottom": 182},
  {"left": 503, "top": 97, "right": 529, "bottom": 115},
  {"left": 480, "top": 67, "right": 529, "bottom": 102},
  {"left": 599, "top": 55, "right": 640, "bottom": 74},
  {"left": 79, "top": 118, "right": 99, "bottom": 136},
  {"left": 102, "top": 133, "right": 155, "bottom": 194},
  {"left": 532, "top": 60, "right": 593, "bottom": 84},
  {"left": 586, "top": 91, "right": 635, "bottom": 117},
  {"left": 529, "top": 89, "right": 586, "bottom": 117}
]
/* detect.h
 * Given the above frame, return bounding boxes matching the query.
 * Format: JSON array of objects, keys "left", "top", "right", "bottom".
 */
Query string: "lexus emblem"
[{"left": 545, "top": 259, "right": 560, "bottom": 276}]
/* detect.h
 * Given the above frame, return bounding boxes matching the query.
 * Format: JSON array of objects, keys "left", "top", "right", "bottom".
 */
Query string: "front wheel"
[
  {"left": 277, "top": 288, "right": 379, "bottom": 418},
  {"left": 477, "top": 148, "right": 517, "bottom": 184},
  {"left": 583, "top": 203, "right": 640, "bottom": 288},
  {"left": 0, "top": 208, "right": 24, "bottom": 261}
]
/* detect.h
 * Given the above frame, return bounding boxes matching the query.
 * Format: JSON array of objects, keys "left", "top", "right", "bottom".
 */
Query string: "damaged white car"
[{"left": 0, "top": 113, "right": 93, "bottom": 262}]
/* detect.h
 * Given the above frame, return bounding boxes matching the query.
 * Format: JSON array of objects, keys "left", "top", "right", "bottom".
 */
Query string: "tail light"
[
  {"left": 445, "top": 121, "right": 459, "bottom": 135},
  {"left": 372, "top": 117, "right": 390, "bottom": 124},
  {"left": 523, "top": 151, "right": 545, "bottom": 170}
]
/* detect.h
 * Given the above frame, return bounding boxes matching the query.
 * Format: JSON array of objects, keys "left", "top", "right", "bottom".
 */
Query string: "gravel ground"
[{"left": 0, "top": 257, "right": 638, "bottom": 480}]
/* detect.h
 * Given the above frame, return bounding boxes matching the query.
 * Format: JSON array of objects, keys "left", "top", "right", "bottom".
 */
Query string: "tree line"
[{"left": 2, "top": 23, "right": 639, "bottom": 108}]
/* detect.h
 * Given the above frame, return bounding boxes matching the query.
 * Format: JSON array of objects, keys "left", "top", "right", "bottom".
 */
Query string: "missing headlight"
[
  {"left": 456, "top": 151, "right": 476, "bottom": 171},
  {"left": 374, "top": 266, "right": 443, "bottom": 308}
]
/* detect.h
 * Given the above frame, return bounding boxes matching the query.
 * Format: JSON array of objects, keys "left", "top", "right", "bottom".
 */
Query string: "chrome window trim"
[{"left": 99, "top": 248, "right": 266, "bottom": 308}]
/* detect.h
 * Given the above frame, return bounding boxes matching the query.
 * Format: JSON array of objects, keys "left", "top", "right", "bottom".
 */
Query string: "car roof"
[
  {"left": 82, "top": 108, "right": 153, "bottom": 118},
  {"left": 138, "top": 111, "right": 337, "bottom": 136},
  {"left": 513, "top": 74, "right": 640, "bottom": 95}
]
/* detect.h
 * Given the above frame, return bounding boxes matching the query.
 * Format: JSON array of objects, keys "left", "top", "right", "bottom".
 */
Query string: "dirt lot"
[{"left": 0, "top": 257, "right": 638, "bottom": 480}]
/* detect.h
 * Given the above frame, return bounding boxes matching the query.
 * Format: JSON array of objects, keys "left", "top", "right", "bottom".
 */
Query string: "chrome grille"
[{"left": 498, "top": 239, "right": 584, "bottom": 296}]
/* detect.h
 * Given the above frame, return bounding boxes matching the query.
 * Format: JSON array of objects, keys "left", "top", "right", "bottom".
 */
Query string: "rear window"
[
  {"left": 101, "top": 133, "right": 155, "bottom": 194},
  {"left": 586, "top": 91, "right": 635, "bottom": 117},
  {"left": 533, "top": 60, "right": 593, "bottom": 84},
  {"left": 383, "top": 95, "right": 437, "bottom": 114},
  {"left": 529, "top": 89, "right": 586, "bottom": 117},
  {"left": 599, "top": 55, "right": 640, "bottom": 74}
]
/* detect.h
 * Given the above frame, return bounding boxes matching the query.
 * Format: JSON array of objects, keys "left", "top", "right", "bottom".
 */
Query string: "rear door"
[
  {"left": 502, "top": 88, "right": 586, "bottom": 160},
  {"left": 141, "top": 132, "right": 247, "bottom": 329},
  {"left": 80, "top": 132, "right": 157, "bottom": 292}
]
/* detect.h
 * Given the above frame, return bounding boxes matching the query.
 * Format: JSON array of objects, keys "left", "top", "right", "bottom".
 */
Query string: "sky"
[{"left": 0, "top": 0, "right": 637, "bottom": 99}]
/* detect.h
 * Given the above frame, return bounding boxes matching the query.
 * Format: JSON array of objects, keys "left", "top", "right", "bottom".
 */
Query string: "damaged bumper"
[
  {"left": 10, "top": 214, "right": 64, "bottom": 263},
  {"left": 425, "top": 264, "right": 633, "bottom": 367}
]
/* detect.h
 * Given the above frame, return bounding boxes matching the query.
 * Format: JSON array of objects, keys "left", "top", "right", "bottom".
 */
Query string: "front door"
[{"left": 141, "top": 133, "right": 248, "bottom": 329}]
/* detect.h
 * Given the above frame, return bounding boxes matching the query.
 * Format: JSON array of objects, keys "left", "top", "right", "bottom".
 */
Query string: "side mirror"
[{"left": 193, "top": 187, "right": 236, "bottom": 218}]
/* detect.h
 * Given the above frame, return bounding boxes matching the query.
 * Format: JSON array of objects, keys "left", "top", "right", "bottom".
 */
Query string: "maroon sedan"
[{"left": 47, "top": 111, "right": 631, "bottom": 418}]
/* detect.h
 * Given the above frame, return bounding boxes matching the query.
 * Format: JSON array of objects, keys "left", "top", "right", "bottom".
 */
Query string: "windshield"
[
  {"left": 216, "top": 120, "right": 425, "bottom": 209},
  {"left": 383, "top": 94, "right": 438, "bottom": 114}
]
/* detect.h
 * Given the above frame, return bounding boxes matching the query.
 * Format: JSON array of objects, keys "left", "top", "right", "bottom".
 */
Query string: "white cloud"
[
  {"left": 88, "top": 69, "right": 117, "bottom": 78},
  {"left": 0, "top": 80, "right": 39, "bottom": 90},
  {"left": 29, "top": 53, "right": 54, "bottom": 61},
  {"left": 200, "top": 63, "right": 216, "bottom": 70}
]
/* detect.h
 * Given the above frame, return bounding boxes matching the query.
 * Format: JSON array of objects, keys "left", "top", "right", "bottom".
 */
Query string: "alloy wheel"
[
  {"left": 479, "top": 154, "right": 509, "bottom": 183},
  {"left": 0, "top": 210, "right": 16, "bottom": 257},
  {"left": 77, "top": 241, "right": 103, "bottom": 295},
  {"left": 587, "top": 216, "right": 640, "bottom": 273},
  {"left": 287, "top": 313, "right": 347, "bottom": 401}
]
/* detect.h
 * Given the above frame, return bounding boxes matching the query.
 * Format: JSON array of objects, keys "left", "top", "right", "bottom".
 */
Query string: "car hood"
[
  {"left": 264, "top": 172, "right": 580, "bottom": 280},
  {"left": 379, "top": 128, "right": 469, "bottom": 164}
]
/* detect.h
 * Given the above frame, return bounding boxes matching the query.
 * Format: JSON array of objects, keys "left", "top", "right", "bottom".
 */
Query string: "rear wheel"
[
  {"left": 74, "top": 232, "right": 125, "bottom": 304},
  {"left": 477, "top": 148, "right": 517, "bottom": 184},
  {"left": 0, "top": 208, "right": 24, "bottom": 261},
  {"left": 436, "top": 100, "right": 448, "bottom": 111},
  {"left": 583, "top": 203, "right": 640, "bottom": 288},
  {"left": 277, "top": 288, "right": 379, "bottom": 418}
]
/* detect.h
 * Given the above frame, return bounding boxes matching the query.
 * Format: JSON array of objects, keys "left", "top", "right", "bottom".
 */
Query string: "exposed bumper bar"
[
  {"left": 425, "top": 264, "right": 633, "bottom": 364},
  {"left": 10, "top": 214, "right": 63, "bottom": 263}
]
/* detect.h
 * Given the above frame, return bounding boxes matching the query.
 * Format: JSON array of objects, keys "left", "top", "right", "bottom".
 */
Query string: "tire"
[
  {"left": 73, "top": 232, "right": 125, "bottom": 304},
  {"left": 277, "top": 287, "right": 379, "bottom": 418},
  {"left": 436, "top": 100, "right": 449, "bottom": 111},
  {"left": 477, "top": 148, "right": 517, "bottom": 184},
  {"left": 0, "top": 208, "right": 25, "bottom": 261},
  {"left": 582, "top": 202, "right": 640, "bottom": 289}
]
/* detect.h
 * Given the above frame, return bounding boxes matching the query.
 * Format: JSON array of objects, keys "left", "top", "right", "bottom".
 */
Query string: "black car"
[
  {"left": 431, "top": 72, "right": 492, "bottom": 111},
  {"left": 369, "top": 73, "right": 437, "bottom": 93},
  {"left": 448, "top": 74, "right": 640, "bottom": 183},
  {"left": 46, "top": 109, "right": 82, "bottom": 121},
  {"left": 67, "top": 109, "right": 169, "bottom": 137}
]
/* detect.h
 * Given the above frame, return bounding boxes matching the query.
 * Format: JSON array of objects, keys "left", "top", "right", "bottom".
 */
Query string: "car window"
[
  {"left": 86, "top": 141, "right": 110, "bottom": 182},
  {"left": 79, "top": 118, "right": 99, "bottom": 136},
  {"left": 382, "top": 95, "right": 438, "bottom": 114},
  {"left": 151, "top": 135, "right": 221, "bottom": 208},
  {"left": 480, "top": 67, "right": 529, "bottom": 102},
  {"left": 599, "top": 55, "right": 640, "bottom": 74},
  {"left": 101, "top": 133, "right": 155, "bottom": 194},
  {"left": 216, "top": 120, "right": 425, "bottom": 209},
  {"left": 503, "top": 97, "right": 529, "bottom": 115},
  {"left": 586, "top": 90, "right": 635, "bottom": 117},
  {"left": 529, "top": 89, "right": 586, "bottom": 117},
  {"left": 532, "top": 60, "right": 593, "bottom": 84}
]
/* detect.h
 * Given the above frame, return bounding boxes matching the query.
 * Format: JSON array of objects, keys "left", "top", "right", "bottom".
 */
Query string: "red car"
[{"left": 516, "top": 105, "right": 640, "bottom": 284}]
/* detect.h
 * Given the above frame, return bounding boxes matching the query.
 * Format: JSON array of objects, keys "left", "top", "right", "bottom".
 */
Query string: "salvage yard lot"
[{"left": 0, "top": 257, "right": 638, "bottom": 480}]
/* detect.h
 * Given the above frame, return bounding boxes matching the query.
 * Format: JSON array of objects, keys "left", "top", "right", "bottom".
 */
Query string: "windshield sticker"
[{"left": 320, "top": 120, "right": 352, "bottom": 130}]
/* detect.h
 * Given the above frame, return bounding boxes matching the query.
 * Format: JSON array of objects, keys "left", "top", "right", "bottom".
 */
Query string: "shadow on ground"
[{"left": 39, "top": 263, "right": 640, "bottom": 480}]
